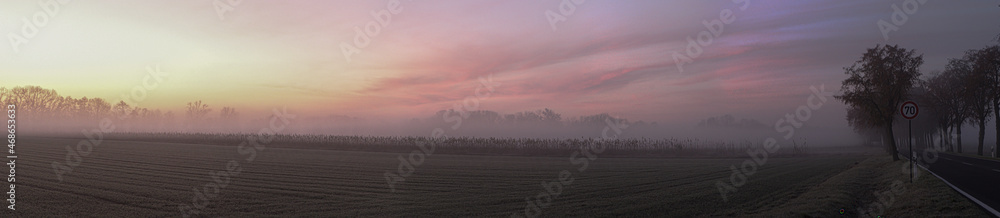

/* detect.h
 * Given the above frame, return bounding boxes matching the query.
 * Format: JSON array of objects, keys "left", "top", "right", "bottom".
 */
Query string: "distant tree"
[
  {"left": 74, "top": 97, "right": 96, "bottom": 119},
  {"left": 922, "top": 70, "right": 962, "bottom": 151},
  {"left": 572, "top": 113, "right": 627, "bottom": 127},
  {"left": 944, "top": 58, "right": 976, "bottom": 153},
  {"left": 185, "top": 101, "right": 212, "bottom": 126},
  {"left": 53, "top": 96, "right": 77, "bottom": 119},
  {"left": 150, "top": 109, "right": 163, "bottom": 119},
  {"left": 5, "top": 86, "right": 63, "bottom": 118},
  {"left": 63, "top": 96, "right": 111, "bottom": 120},
  {"left": 133, "top": 107, "right": 148, "bottom": 119},
  {"left": 836, "top": 44, "right": 923, "bottom": 161},
  {"left": 220, "top": 107, "right": 238, "bottom": 120},
  {"left": 164, "top": 111, "right": 176, "bottom": 127},
  {"left": 112, "top": 100, "right": 132, "bottom": 120},
  {"left": 466, "top": 110, "right": 501, "bottom": 124},
  {"left": 0, "top": 87, "right": 7, "bottom": 105},
  {"left": 906, "top": 85, "right": 941, "bottom": 149},
  {"left": 539, "top": 108, "right": 562, "bottom": 123},
  {"left": 514, "top": 110, "right": 543, "bottom": 123},
  {"left": 220, "top": 106, "right": 239, "bottom": 128}
]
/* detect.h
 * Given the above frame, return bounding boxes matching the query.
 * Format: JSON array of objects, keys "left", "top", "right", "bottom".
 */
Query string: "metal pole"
[{"left": 909, "top": 119, "right": 913, "bottom": 183}]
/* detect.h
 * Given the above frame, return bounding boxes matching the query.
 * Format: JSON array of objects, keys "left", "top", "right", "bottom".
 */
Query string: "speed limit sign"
[
  {"left": 901, "top": 100, "right": 918, "bottom": 183},
  {"left": 901, "top": 101, "right": 918, "bottom": 120}
]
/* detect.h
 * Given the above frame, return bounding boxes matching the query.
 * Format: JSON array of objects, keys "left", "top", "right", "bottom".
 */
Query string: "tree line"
[
  {"left": 838, "top": 43, "right": 1000, "bottom": 160},
  {"left": 0, "top": 86, "right": 240, "bottom": 132}
]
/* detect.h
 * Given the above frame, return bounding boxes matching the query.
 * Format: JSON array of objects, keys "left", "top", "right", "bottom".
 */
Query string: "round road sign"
[{"left": 901, "top": 101, "right": 918, "bottom": 119}]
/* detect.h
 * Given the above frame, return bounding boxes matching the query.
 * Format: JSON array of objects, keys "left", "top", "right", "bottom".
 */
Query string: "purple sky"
[{"left": 1, "top": 0, "right": 998, "bottom": 131}]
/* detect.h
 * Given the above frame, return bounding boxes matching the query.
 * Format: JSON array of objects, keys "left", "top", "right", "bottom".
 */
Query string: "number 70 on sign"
[{"left": 901, "top": 101, "right": 918, "bottom": 119}]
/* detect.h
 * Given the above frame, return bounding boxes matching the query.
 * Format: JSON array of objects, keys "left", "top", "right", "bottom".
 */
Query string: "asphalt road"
[{"left": 899, "top": 147, "right": 1000, "bottom": 216}]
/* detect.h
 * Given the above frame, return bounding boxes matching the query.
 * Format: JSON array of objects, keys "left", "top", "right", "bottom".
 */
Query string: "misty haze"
[{"left": 1, "top": 0, "right": 999, "bottom": 217}]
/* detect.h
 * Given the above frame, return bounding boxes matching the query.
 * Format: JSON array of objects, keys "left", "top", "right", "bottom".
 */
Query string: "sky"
[{"left": 1, "top": 0, "right": 998, "bottom": 134}]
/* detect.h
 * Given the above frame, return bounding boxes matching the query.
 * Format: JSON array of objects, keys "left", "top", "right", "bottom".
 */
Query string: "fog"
[
  {"left": 5, "top": 84, "right": 992, "bottom": 150},
  {"left": 13, "top": 108, "right": 877, "bottom": 148}
]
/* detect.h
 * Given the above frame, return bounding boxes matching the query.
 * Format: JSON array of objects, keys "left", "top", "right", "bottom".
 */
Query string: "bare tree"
[
  {"left": 960, "top": 48, "right": 996, "bottom": 156},
  {"left": 220, "top": 106, "right": 239, "bottom": 128},
  {"left": 220, "top": 107, "right": 238, "bottom": 120},
  {"left": 52, "top": 96, "right": 77, "bottom": 120},
  {"left": 185, "top": 101, "right": 212, "bottom": 128},
  {"left": 186, "top": 101, "right": 211, "bottom": 119},
  {"left": 923, "top": 71, "right": 961, "bottom": 151},
  {"left": 5, "top": 86, "right": 63, "bottom": 119},
  {"left": 539, "top": 108, "right": 562, "bottom": 123},
  {"left": 836, "top": 44, "right": 923, "bottom": 161},
  {"left": 943, "top": 58, "right": 975, "bottom": 153},
  {"left": 969, "top": 45, "right": 1000, "bottom": 157},
  {"left": 113, "top": 101, "right": 132, "bottom": 120},
  {"left": 0, "top": 87, "right": 8, "bottom": 110}
]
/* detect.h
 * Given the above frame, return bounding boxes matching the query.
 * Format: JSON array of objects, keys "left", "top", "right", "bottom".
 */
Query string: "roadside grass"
[
  {"left": 879, "top": 157, "right": 991, "bottom": 217},
  {"left": 755, "top": 155, "right": 989, "bottom": 217}
]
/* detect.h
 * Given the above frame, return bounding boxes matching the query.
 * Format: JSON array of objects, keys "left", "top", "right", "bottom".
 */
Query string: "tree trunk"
[
  {"left": 886, "top": 123, "right": 899, "bottom": 161},
  {"left": 947, "top": 126, "right": 953, "bottom": 152},
  {"left": 939, "top": 128, "right": 944, "bottom": 150},
  {"left": 978, "top": 117, "right": 986, "bottom": 156},
  {"left": 994, "top": 105, "right": 999, "bottom": 157},
  {"left": 957, "top": 122, "right": 963, "bottom": 153},
  {"left": 944, "top": 125, "right": 955, "bottom": 152},
  {"left": 926, "top": 135, "right": 932, "bottom": 150}
]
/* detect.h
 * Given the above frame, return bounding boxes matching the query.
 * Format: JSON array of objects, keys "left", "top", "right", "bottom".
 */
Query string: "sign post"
[{"left": 901, "top": 101, "right": 918, "bottom": 183}]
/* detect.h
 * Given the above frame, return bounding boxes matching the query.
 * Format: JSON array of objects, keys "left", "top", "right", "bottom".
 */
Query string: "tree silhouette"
[
  {"left": 959, "top": 48, "right": 996, "bottom": 156},
  {"left": 220, "top": 106, "right": 239, "bottom": 128},
  {"left": 846, "top": 105, "right": 882, "bottom": 147},
  {"left": 539, "top": 108, "right": 562, "bottom": 123},
  {"left": 979, "top": 45, "right": 1000, "bottom": 158},
  {"left": 113, "top": 100, "right": 132, "bottom": 119},
  {"left": 220, "top": 107, "right": 238, "bottom": 120},
  {"left": 572, "top": 113, "right": 627, "bottom": 127},
  {"left": 0, "top": 87, "right": 7, "bottom": 107},
  {"left": 967, "top": 45, "right": 1000, "bottom": 156},
  {"left": 185, "top": 101, "right": 212, "bottom": 128},
  {"left": 922, "top": 70, "right": 963, "bottom": 151},
  {"left": 836, "top": 45, "right": 923, "bottom": 161},
  {"left": 4, "top": 86, "right": 62, "bottom": 118},
  {"left": 945, "top": 58, "right": 976, "bottom": 153}
]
